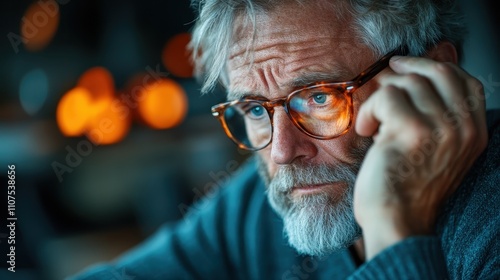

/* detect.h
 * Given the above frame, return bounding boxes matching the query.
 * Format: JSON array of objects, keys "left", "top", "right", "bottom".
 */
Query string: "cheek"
[
  {"left": 311, "top": 130, "right": 370, "bottom": 168},
  {"left": 258, "top": 148, "right": 277, "bottom": 178}
]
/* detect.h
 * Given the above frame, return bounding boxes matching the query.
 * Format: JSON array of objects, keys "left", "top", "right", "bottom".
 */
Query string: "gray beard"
[{"left": 257, "top": 140, "right": 370, "bottom": 256}]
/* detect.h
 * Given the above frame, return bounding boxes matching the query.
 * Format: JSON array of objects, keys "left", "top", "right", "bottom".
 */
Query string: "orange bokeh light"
[
  {"left": 78, "top": 67, "right": 115, "bottom": 99},
  {"left": 86, "top": 98, "right": 130, "bottom": 145},
  {"left": 21, "top": 0, "right": 60, "bottom": 51},
  {"left": 56, "top": 87, "right": 93, "bottom": 136},
  {"left": 138, "top": 79, "right": 188, "bottom": 129},
  {"left": 56, "top": 67, "right": 131, "bottom": 145},
  {"left": 162, "top": 33, "right": 194, "bottom": 78}
]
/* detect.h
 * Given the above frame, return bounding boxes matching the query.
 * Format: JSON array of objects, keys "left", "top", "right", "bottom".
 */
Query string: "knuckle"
[
  {"left": 461, "top": 122, "right": 488, "bottom": 158},
  {"left": 469, "top": 77, "right": 484, "bottom": 93},
  {"left": 403, "top": 74, "right": 432, "bottom": 94},
  {"left": 405, "top": 73, "right": 425, "bottom": 85},
  {"left": 406, "top": 119, "right": 432, "bottom": 145},
  {"left": 461, "top": 125, "right": 476, "bottom": 145},
  {"left": 433, "top": 62, "right": 456, "bottom": 78},
  {"left": 436, "top": 126, "right": 456, "bottom": 145}
]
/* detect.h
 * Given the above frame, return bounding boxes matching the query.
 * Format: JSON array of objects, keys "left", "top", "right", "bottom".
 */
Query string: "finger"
[
  {"left": 378, "top": 73, "right": 446, "bottom": 117},
  {"left": 356, "top": 84, "right": 422, "bottom": 139},
  {"left": 390, "top": 56, "right": 487, "bottom": 150},
  {"left": 389, "top": 56, "right": 468, "bottom": 109}
]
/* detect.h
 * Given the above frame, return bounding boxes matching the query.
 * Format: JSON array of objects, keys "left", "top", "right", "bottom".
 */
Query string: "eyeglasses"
[{"left": 211, "top": 49, "right": 404, "bottom": 151}]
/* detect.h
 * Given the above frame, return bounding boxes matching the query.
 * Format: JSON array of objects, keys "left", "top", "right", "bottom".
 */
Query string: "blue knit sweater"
[{"left": 71, "top": 110, "right": 500, "bottom": 280}]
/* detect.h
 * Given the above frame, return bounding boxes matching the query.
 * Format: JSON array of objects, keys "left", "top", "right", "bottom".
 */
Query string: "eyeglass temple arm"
[{"left": 355, "top": 47, "right": 408, "bottom": 86}]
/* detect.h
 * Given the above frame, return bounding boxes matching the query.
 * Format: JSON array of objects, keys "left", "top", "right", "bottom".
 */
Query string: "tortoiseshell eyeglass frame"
[{"left": 211, "top": 48, "right": 406, "bottom": 151}]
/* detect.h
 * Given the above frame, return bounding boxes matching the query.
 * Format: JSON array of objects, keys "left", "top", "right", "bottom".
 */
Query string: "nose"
[{"left": 270, "top": 109, "right": 318, "bottom": 165}]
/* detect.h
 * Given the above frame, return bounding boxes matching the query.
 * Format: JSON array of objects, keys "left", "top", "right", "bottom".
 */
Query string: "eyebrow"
[
  {"left": 286, "top": 70, "right": 352, "bottom": 88},
  {"left": 227, "top": 68, "right": 353, "bottom": 101},
  {"left": 227, "top": 90, "right": 260, "bottom": 101}
]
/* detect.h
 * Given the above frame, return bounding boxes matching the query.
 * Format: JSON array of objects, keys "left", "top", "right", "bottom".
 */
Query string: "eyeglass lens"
[{"left": 223, "top": 86, "right": 351, "bottom": 150}]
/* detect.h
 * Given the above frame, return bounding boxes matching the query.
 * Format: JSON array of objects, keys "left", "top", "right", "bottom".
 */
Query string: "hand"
[{"left": 354, "top": 54, "right": 488, "bottom": 259}]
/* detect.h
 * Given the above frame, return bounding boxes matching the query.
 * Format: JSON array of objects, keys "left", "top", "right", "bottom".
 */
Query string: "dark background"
[{"left": 0, "top": 0, "right": 499, "bottom": 279}]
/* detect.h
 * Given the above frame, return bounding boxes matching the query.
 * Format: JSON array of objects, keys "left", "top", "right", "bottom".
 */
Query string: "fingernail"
[{"left": 391, "top": 55, "right": 403, "bottom": 62}]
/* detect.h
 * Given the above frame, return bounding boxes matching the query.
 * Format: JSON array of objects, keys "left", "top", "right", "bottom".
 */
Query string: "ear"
[{"left": 425, "top": 41, "right": 458, "bottom": 64}]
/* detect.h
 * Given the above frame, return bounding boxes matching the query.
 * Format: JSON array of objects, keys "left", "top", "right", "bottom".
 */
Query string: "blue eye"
[
  {"left": 247, "top": 105, "right": 265, "bottom": 118},
  {"left": 313, "top": 94, "right": 327, "bottom": 104}
]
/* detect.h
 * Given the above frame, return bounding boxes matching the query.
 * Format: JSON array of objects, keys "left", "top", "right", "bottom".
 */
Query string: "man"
[{"left": 72, "top": 0, "right": 499, "bottom": 279}]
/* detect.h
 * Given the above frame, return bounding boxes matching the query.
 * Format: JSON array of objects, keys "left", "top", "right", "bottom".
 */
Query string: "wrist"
[{"left": 361, "top": 211, "right": 433, "bottom": 260}]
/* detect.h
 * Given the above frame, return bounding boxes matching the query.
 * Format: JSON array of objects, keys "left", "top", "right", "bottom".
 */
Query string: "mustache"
[
  {"left": 257, "top": 136, "right": 372, "bottom": 188},
  {"left": 269, "top": 162, "right": 360, "bottom": 193}
]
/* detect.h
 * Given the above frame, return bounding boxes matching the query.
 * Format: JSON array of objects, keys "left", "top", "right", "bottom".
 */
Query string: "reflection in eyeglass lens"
[
  {"left": 225, "top": 102, "right": 272, "bottom": 149},
  {"left": 224, "top": 86, "right": 351, "bottom": 149},
  {"left": 290, "top": 88, "right": 350, "bottom": 137}
]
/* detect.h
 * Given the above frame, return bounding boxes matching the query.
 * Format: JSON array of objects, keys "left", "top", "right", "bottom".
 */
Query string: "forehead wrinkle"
[
  {"left": 229, "top": 36, "right": 345, "bottom": 67},
  {"left": 283, "top": 54, "right": 351, "bottom": 78},
  {"left": 229, "top": 34, "right": 340, "bottom": 57},
  {"left": 228, "top": 46, "right": 355, "bottom": 100},
  {"left": 228, "top": 39, "right": 351, "bottom": 89},
  {"left": 227, "top": 68, "right": 352, "bottom": 101}
]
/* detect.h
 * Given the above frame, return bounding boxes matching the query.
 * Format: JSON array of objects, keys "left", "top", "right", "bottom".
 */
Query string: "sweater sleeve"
[
  {"left": 348, "top": 236, "right": 448, "bottom": 280},
  {"left": 67, "top": 158, "right": 260, "bottom": 280}
]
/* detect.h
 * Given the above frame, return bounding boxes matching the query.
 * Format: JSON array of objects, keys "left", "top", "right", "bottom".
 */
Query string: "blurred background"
[{"left": 0, "top": 0, "right": 499, "bottom": 279}]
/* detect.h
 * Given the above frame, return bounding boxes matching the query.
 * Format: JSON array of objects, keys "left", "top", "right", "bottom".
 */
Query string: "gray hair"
[{"left": 189, "top": 0, "right": 467, "bottom": 93}]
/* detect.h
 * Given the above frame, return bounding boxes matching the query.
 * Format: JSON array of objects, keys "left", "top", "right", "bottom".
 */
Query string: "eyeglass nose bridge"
[
  {"left": 261, "top": 96, "right": 302, "bottom": 147},
  {"left": 262, "top": 96, "right": 290, "bottom": 120}
]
